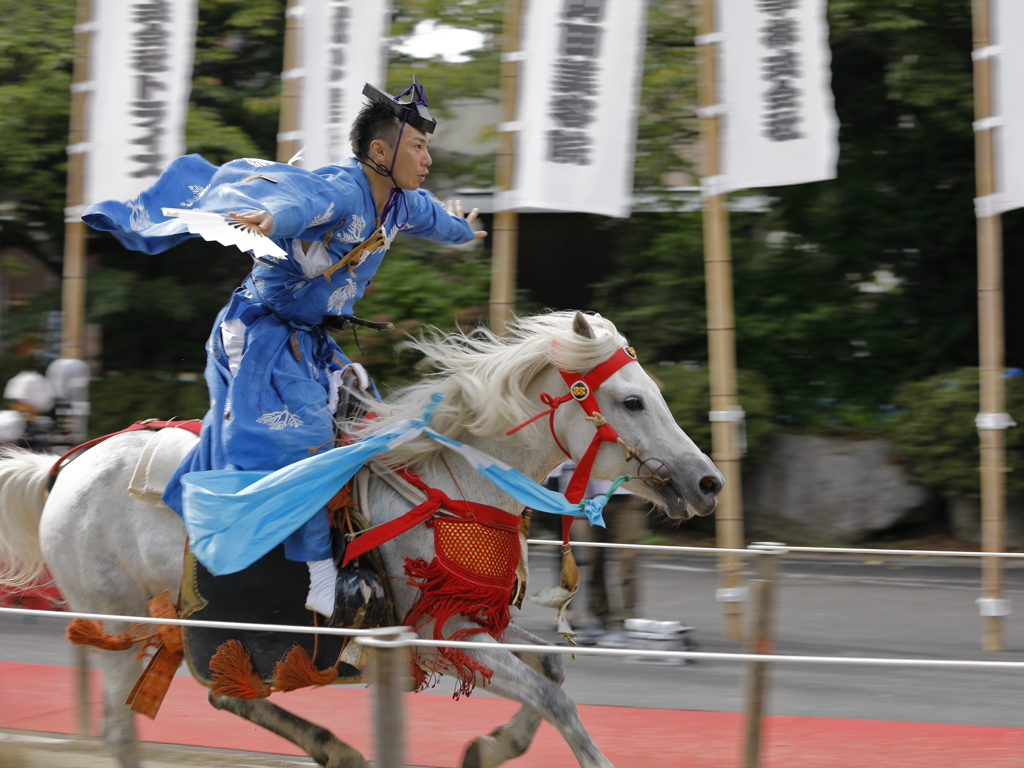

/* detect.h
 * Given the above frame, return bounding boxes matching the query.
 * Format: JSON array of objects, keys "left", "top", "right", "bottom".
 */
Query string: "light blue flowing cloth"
[{"left": 181, "top": 396, "right": 609, "bottom": 576}]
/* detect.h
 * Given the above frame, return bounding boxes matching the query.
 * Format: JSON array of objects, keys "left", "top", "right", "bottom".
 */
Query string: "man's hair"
[{"left": 349, "top": 99, "right": 401, "bottom": 163}]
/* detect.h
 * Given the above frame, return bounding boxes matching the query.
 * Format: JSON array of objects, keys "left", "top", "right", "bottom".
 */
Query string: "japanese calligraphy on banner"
[
  {"left": 714, "top": 0, "right": 838, "bottom": 193},
  {"left": 293, "top": 0, "right": 390, "bottom": 171},
  {"left": 978, "top": 0, "right": 1024, "bottom": 217},
  {"left": 83, "top": 0, "right": 198, "bottom": 206},
  {"left": 508, "top": 0, "right": 647, "bottom": 218}
]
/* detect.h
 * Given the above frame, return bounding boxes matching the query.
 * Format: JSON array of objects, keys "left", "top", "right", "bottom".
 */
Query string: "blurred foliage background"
[
  {"left": 892, "top": 369, "right": 1024, "bottom": 499},
  {"left": 0, "top": 0, "right": 1022, "bottom": 510}
]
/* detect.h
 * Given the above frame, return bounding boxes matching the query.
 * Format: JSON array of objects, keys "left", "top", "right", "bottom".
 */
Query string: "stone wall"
[{"left": 741, "top": 434, "right": 935, "bottom": 544}]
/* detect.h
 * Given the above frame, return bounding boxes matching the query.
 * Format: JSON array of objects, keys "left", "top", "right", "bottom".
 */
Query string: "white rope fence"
[
  {"left": 528, "top": 538, "right": 754, "bottom": 554},
  {"left": 2, "top": 604, "right": 1023, "bottom": 671},
  {"left": 3, "top": 540, "right": 1022, "bottom": 768},
  {"left": 528, "top": 538, "right": 1024, "bottom": 559}
]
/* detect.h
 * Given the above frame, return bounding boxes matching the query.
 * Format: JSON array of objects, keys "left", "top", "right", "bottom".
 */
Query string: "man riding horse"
[{"left": 83, "top": 80, "right": 487, "bottom": 620}]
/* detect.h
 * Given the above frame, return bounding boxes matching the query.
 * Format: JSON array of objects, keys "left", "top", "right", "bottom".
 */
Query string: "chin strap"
[{"left": 360, "top": 82, "right": 431, "bottom": 227}]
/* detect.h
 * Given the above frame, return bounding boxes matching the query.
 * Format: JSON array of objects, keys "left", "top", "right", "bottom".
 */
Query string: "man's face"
[{"left": 383, "top": 126, "right": 432, "bottom": 190}]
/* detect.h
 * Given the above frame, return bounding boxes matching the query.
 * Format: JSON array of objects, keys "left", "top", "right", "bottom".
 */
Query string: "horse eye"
[{"left": 624, "top": 396, "right": 644, "bottom": 412}]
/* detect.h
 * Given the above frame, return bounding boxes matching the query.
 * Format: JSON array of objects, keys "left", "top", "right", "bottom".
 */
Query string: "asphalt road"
[{"left": 3, "top": 545, "right": 1024, "bottom": 728}]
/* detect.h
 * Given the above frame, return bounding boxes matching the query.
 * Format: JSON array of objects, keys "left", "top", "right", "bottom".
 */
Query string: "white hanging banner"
[
  {"left": 716, "top": 0, "right": 838, "bottom": 193},
  {"left": 980, "top": 0, "right": 1024, "bottom": 217},
  {"left": 508, "top": 0, "right": 648, "bottom": 218},
  {"left": 83, "top": 0, "right": 198, "bottom": 206},
  {"left": 293, "top": 0, "right": 390, "bottom": 171}
]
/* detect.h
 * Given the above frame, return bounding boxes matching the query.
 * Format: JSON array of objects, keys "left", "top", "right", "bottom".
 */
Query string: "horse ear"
[{"left": 572, "top": 311, "right": 595, "bottom": 340}]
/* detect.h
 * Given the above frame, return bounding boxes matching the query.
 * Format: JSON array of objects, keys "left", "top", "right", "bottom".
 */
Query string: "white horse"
[{"left": 0, "top": 311, "right": 723, "bottom": 768}]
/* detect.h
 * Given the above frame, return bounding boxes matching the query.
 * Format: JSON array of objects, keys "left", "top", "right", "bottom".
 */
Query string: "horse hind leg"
[
  {"left": 209, "top": 693, "right": 370, "bottom": 768},
  {"left": 93, "top": 644, "right": 146, "bottom": 768},
  {"left": 462, "top": 623, "right": 591, "bottom": 768}
]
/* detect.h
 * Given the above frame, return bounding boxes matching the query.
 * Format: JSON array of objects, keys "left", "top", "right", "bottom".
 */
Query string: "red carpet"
[{"left": 2, "top": 661, "right": 1022, "bottom": 767}]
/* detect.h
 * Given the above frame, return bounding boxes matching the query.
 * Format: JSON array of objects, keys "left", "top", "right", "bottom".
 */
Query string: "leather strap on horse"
[
  {"left": 48, "top": 419, "right": 202, "bottom": 485},
  {"left": 506, "top": 345, "right": 639, "bottom": 544},
  {"left": 340, "top": 467, "right": 520, "bottom": 567},
  {"left": 360, "top": 466, "right": 522, "bottom": 697},
  {"left": 68, "top": 590, "right": 184, "bottom": 718},
  {"left": 556, "top": 346, "right": 637, "bottom": 505}
]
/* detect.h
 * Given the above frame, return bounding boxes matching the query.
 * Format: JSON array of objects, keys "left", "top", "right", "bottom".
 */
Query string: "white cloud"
[{"left": 394, "top": 20, "right": 486, "bottom": 63}]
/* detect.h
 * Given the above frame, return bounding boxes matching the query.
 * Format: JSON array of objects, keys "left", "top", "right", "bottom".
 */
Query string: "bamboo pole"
[
  {"left": 371, "top": 635, "right": 410, "bottom": 768},
  {"left": 743, "top": 548, "right": 781, "bottom": 768},
  {"left": 971, "top": 0, "right": 1008, "bottom": 652},
  {"left": 76, "top": 645, "right": 91, "bottom": 738},
  {"left": 698, "top": 0, "right": 745, "bottom": 641},
  {"left": 68, "top": 2, "right": 94, "bottom": 720},
  {"left": 60, "top": 0, "right": 93, "bottom": 363},
  {"left": 488, "top": 0, "right": 523, "bottom": 336},
  {"left": 276, "top": 0, "right": 302, "bottom": 164}
]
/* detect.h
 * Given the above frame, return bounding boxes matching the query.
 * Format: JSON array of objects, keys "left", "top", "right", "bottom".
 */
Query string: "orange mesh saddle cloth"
[
  {"left": 404, "top": 512, "right": 522, "bottom": 697},
  {"left": 434, "top": 516, "right": 521, "bottom": 588}
]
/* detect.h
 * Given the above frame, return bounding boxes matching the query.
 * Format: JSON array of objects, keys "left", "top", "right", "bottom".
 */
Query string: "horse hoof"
[{"left": 462, "top": 735, "right": 501, "bottom": 768}]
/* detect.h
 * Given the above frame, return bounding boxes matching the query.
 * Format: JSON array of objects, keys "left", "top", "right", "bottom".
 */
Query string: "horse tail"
[{"left": 0, "top": 446, "right": 58, "bottom": 588}]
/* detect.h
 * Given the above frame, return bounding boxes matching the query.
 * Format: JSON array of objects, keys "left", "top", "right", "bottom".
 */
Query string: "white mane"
[{"left": 359, "top": 311, "right": 627, "bottom": 469}]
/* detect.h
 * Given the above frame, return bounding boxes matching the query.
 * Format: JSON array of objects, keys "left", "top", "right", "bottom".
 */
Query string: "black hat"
[{"left": 362, "top": 80, "right": 436, "bottom": 134}]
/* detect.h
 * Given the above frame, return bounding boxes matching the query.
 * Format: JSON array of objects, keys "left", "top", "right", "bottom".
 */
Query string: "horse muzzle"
[
  {"left": 658, "top": 466, "right": 723, "bottom": 520},
  {"left": 615, "top": 438, "right": 723, "bottom": 520}
]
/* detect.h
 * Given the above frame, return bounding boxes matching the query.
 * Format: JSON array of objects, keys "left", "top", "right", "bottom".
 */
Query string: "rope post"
[
  {"left": 61, "top": 0, "right": 93, "bottom": 374},
  {"left": 698, "top": 0, "right": 746, "bottom": 642},
  {"left": 742, "top": 543, "right": 784, "bottom": 768},
  {"left": 488, "top": 0, "right": 523, "bottom": 336},
  {"left": 365, "top": 630, "right": 413, "bottom": 768},
  {"left": 276, "top": 0, "right": 303, "bottom": 164},
  {"left": 971, "top": 0, "right": 1009, "bottom": 653},
  {"left": 76, "top": 644, "right": 91, "bottom": 738},
  {"left": 57, "top": 0, "right": 95, "bottom": 450}
]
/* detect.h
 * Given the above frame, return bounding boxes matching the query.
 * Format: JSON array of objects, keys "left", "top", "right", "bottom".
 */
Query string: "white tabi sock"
[{"left": 305, "top": 558, "right": 338, "bottom": 618}]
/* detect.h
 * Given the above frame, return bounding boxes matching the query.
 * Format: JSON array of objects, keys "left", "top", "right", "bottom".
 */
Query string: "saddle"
[
  {"left": 179, "top": 482, "right": 396, "bottom": 694},
  {"left": 174, "top": 374, "right": 393, "bottom": 694}
]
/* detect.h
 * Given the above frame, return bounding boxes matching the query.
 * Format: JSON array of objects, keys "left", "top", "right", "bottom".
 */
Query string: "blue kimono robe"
[{"left": 84, "top": 155, "right": 477, "bottom": 561}]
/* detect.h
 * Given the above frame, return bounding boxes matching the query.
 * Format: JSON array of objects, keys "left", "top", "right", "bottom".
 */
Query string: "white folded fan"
[{"left": 161, "top": 208, "right": 288, "bottom": 259}]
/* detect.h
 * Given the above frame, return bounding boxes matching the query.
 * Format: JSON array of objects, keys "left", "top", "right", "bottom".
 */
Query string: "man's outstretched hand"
[
  {"left": 446, "top": 199, "right": 488, "bottom": 239},
  {"left": 228, "top": 210, "right": 274, "bottom": 235}
]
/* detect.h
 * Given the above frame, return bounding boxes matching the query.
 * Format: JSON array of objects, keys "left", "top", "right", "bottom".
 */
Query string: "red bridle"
[
  {"left": 553, "top": 346, "right": 639, "bottom": 503},
  {"left": 507, "top": 345, "right": 641, "bottom": 542}
]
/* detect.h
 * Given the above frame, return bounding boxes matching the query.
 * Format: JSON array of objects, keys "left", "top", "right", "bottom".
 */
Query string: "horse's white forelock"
[{"left": 357, "top": 311, "right": 627, "bottom": 470}]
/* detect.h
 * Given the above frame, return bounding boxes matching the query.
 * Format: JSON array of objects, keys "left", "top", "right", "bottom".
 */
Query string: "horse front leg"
[
  {"left": 446, "top": 628, "right": 614, "bottom": 768},
  {"left": 462, "top": 623, "right": 565, "bottom": 768},
  {"left": 208, "top": 693, "right": 370, "bottom": 768}
]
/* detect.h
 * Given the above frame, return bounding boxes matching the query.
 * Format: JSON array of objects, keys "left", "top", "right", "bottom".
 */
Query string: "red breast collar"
[{"left": 341, "top": 465, "right": 520, "bottom": 567}]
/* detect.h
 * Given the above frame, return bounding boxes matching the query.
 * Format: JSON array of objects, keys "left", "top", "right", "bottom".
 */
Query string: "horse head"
[
  {"left": 533, "top": 311, "right": 724, "bottom": 520},
  {"left": 365, "top": 309, "right": 723, "bottom": 520}
]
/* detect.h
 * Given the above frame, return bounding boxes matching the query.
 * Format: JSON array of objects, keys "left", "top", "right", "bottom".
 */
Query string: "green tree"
[
  {"left": 595, "top": 0, "right": 1024, "bottom": 425},
  {"left": 386, "top": 0, "right": 701, "bottom": 191},
  {"left": 8, "top": 0, "right": 1020, "bottom": 421},
  {"left": 892, "top": 368, "right": 1024, "bottom": 498},
  {"left": 655, "top": 362, "right": 777, "bottom": 459},
  {"left": 0, "top": 1, "right": 288, "bottom": 371},
  {"left": 187, "top": 0, "right": 286, "bottom": 162},
  {"left": 0, "top": 0, "right": 77, "bottom": 238},
  {"left": 333, "top": 237, "right": 492, "bottom": 388},
  {"left": 633, "top": 0, "right": 700, "bottom": 192}
]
